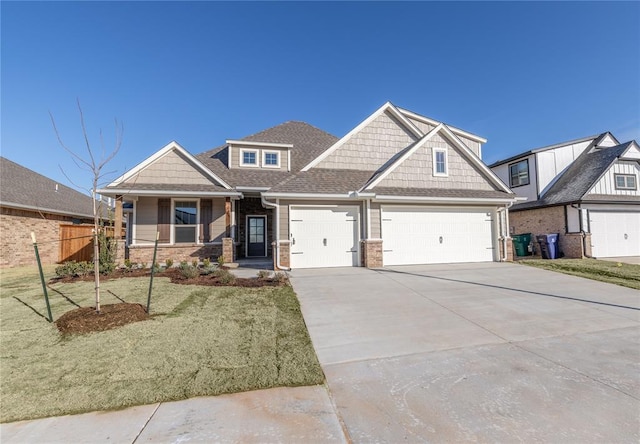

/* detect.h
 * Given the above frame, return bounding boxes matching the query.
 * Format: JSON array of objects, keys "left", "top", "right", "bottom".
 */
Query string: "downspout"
[
  {"left": 261, "top": 195, "right": 290, "bottom": 271},
  {"left": 571, "top": 203, "right": 593, "bottom": 258}
]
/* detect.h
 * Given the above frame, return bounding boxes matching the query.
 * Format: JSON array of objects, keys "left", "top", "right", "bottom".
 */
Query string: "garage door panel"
[
  {"left": 590, "top": 211, "right": 640, "bottom": 257},
  {"left": 382, "top": 207, "right": 495, "bottom": 266},
  {"left": 290, "top": 207, "right": 359, "bottom": 269}
]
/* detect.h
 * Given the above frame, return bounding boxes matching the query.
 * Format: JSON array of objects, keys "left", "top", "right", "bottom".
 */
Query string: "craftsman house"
[
  {"left": 99, "top": 102, "right": 519, "bottom": 269},
  {"left": 490, "top": 133, "right": 640, "bottom": 258}
]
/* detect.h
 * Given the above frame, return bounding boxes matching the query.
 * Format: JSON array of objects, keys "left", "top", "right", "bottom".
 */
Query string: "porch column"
[
  {"left": 114, "top": 195, "right": 123, "bottom": 239},
  {"left": 225, "top": 197, "right": 231, "bottom": 237}
]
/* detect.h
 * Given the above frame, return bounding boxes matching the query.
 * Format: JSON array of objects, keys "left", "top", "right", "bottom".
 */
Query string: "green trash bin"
[{"left": 512, "top": 233, "right": 532, "bottom": 257}]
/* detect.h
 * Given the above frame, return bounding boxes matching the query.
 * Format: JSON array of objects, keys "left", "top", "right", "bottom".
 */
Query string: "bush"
[
  {"left": 202, "top": 258, "right": 211, "bottom": 268},
  {"left": 152, "top": 262, "right": 162, "bottom": 273},
  {"left": 179, "top": 263, "right": 200, "bottom": 279},
  {"left": 216, "top": 255, "right": 225, "bottom": 267},
  {"left": 214, "top": 268, "right": 236, "bottom": 285},
  {"left": 192, "top": 259, "right": 199, "bottom": 268},
  {"left": 55, "top": 261, "right": 93, "bottom": 278},
  {"left": 165, "top": 258, "right": 174, "bottom": 268},
  {"left": 257, "top": 270, "right": 271, "bottom": 280},
  {"left": 97, "top": 228, "right": 116, "bottom": 274},
  {"left": 272, "top": 271, "right": 288, "bottom": 285},
  {"left": 202, "top": 264, "right": 217, "bottom": 275}
]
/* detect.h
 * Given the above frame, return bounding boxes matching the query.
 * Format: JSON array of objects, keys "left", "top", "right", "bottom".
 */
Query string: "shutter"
[
  {"left": 200, "top": 199, "right": 212, "bottom": 242},
  {"left": 158, "top": 198, "right": 171, "bottom": 243}
]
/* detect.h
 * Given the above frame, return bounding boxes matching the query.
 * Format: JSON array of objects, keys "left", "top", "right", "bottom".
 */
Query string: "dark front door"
[{"left": 247, "top": 216, "right": 266, "bottom": 257}]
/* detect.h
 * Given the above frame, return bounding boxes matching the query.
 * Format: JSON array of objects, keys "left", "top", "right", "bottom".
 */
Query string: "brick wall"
[
  {"left": 498, "top": 237, "right": 514, "bottom": 262},
  {"left": 128, "top": 243, "right": 222, "bottom": 266},
  {"left": 509, "top": 206, "right": 586, "bottom": 258},
  {"left": 272, "top": 241, "right": 290, "bottom": 270},
  {"left": 0, "top": 207, "right": 92, "bottom": 268}
]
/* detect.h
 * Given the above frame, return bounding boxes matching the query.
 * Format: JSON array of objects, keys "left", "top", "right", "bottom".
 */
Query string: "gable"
[
  {"left": 595, "top": 133, "right": 619, "bottom": 148},
  {"left": 373, "top": 132, "right": 496, "bottom": 191},
  {"left": 588, "top": 160, "right": 640, "bottom": 196},
  {"left": 313, "top": 109, "right": 418, "bottom": 171},
  {"left": 621, "top": 141, "right": 640, "bottom": 160},
  {"left": 126, "top": 149, "right": 219, "bottom": 186}
]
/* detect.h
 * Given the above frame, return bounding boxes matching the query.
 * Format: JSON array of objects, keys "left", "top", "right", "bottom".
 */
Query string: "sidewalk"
[{"left": 1, "top": 386, "right": 346, "bottom": 443}]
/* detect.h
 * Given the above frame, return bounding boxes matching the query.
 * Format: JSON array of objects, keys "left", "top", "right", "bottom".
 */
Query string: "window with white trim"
[
  {"left": 240, "top": 149, "right": 258, "bottom": 167},
  {"left": 509, "top": 159, "right": 529, "bottom": 187},
  {"left": 263, "top": 150, "right": 280, "bottom": 168},
  {"left": 174, "top": 200, "right": 198, "bottom": 243},
  {"left": 615, "top": 173, "right": 637, "bottom": 190},
  {"left": 433, "top": 148, "right": 448, "bottom": 176}
]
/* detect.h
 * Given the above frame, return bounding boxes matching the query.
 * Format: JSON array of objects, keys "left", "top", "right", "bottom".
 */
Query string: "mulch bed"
[{"left": 55, "top": 303, "right": 150, "bottom": 334}]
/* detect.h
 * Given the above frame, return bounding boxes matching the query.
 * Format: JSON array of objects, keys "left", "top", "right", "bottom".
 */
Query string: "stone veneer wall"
[
  {"left": 498, "top": 237, "right": 514, "bottom": 262},
  {"left": 509, "top": 205, "right": 587, "bottom": 258},
  {"left": 1, "top": 207, "right": 93, "bottom": 268},
  {"left": 362, "top": 239, "right": 383, "bottom": 268},
  {"left": 128, "top": 243, "right": 223, "bottom": 265}
]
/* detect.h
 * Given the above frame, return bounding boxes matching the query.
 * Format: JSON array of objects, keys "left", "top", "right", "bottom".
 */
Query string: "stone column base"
[
  {"left": 362, "top": 239, "right": 383, "bottom": 268},
  {"left": 222, "top": 238, "right": 234, "bottom": 264},
  {"left": 272, "top": 241, "right": 290, "bottom": 270},
  {"left": 499, "top": 237, "right": 514, "bottom": 262}
]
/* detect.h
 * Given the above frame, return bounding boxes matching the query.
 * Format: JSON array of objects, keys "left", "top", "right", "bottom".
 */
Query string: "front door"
[{"left": 247, "top": 216, "right": 267, "bottom": 257}]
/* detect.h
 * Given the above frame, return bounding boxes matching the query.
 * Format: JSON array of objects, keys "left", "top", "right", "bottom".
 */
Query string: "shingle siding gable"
[
  {"left": 314, "top": 111, "right": 418, "bottom": 171},
  {"left": 128, "top": 150, "right": 215, "bottom": 186},
  {"left": 375, "top": 133, "right": 496, "bottom": 191}
]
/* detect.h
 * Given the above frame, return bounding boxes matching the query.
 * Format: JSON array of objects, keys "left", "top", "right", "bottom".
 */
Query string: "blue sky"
[{"left": 2, "top": 1, "right": 639, "bottom": 195}]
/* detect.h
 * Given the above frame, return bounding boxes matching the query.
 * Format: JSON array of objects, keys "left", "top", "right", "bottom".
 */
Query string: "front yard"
[
  {"left": 519, "top": 258, "right": 640, "bottom": 290},
  {"left": 0, "top": 266, "right": 324, "bottom": 423}
]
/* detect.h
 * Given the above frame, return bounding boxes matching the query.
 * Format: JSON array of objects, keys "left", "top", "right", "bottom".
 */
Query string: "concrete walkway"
[{"left": 290, "top": 262, "right": 640, "bottom": 442}]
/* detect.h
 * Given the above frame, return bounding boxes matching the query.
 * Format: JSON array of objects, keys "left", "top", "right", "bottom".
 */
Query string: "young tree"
[{"left": 50, "top": 99, "right": 123, "bottom": 313}]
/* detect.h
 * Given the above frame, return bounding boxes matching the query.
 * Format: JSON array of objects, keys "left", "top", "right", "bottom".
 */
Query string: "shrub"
[
  {"left": 202, "top": 264, "right": 217, "bottom": 275},
  {"left": 55, "top": 261, "right": 93, "bottom": 278},
  {"left": 216, "top": 255, "right": 225, "bottom": 267},
  {"left": 179, "top": 263, "right": 200, "bottom": 279},
  {"left": 257, "top": 270, "right": 271, "bottom": 280},
  {"left": 272, "top": 271, "right": 288, "bottom": 285},
  {"left": 214, "top": 268, "right": 236, "bottom": 285},
  {"left": 192, "top": 259, "right": 199, "bottom": 268},
  {"left": 140, "top": 262, "right": 147, "bottom": 270},
  {"left": 97, "top": 228, "right": 116, "bottom": 274},
  {"left": 202, "top": 258, "right": 211, "bottom": 268},
  {"left": 152, "top": 262, "right": 162, "bottom": 273},
  {"left": 165, "top": 258, "right": 174, "bottom": 268}
]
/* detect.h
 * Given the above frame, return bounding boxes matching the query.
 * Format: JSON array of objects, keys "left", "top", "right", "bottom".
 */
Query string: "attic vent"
[{"left": 55, "top": 184, "right": 59, "bottom": 192}]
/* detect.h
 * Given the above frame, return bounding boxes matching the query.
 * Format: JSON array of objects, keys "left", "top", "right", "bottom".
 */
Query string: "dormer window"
[
  {"left": 263, "top": 151, "right": 280, "bottom": 168},
  {"left": 509, "top": 159, "right": 529, "bottom": 187},
  {"left": 615, "top": 174, "right": 637, "bottom": 190},
  {"left": 240, "top": 149, "right": 259, "bottom": 167}
]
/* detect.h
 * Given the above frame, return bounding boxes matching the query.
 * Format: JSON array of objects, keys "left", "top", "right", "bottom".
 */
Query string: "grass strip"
[
  {"left": 518, "top": 258, "right": 640, "bottom": 290},
  {"left": 0, "top": 266, "right": 324, "bottom": 422}
]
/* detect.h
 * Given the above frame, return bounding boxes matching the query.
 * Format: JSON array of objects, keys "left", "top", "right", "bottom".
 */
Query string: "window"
[
  {"left": 615, "top": 174, "right": 637, "bottom": 190},
  {"left": 432, "top": 148, "right": 448, "bottom": 176},
  {"left": 509, "top": 159, "right": 530, "bottom": 187},
  {"left": 263, "top": 150, "right": 280, "bottom": 168},
  {"left": 240, "top": 149, "right": 258, "bottom": 167},
  {"left": 174, "top": 200, "right": 198, "bottom": 243}
]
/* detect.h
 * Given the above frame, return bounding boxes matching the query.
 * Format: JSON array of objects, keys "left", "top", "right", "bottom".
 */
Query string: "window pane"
[
  {"left": 175, "top": 227, "right": 196, "bottom": 243},
  {"left": 265, "top": 152, "right": 278, "bottom": 165},
  {"left": 628, "top": 176, "right": 637, "bottom": 188},
  {"left": 435, "top": 151, "right": 446, "bottom": 174},
  {"left": 175, "top": 202, "right": 197, "bottom": 224},
  {"left": 510, "top": 160, "right": 528, "bottom": 186},
  {"left": 243, "top": 151, "right": 256, "bottom": 164}
]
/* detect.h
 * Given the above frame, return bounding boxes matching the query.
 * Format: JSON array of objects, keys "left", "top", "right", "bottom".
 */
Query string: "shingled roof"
[
  {"left": 512, "top": 141, "right": 640, "bottom": 210},
  {"left": 196, "top": 121, "right": 338, "bottom": 188},
  {"left": 0, "top": 156, "right": 96, "bottom": 218}
]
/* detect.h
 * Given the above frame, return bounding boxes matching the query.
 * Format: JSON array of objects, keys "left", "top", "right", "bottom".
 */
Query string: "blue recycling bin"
[{"left": 536, "top": 234, "right": 559, "bottom": 259}]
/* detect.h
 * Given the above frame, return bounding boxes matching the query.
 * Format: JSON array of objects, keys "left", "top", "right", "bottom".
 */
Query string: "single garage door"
[
  {"left": 289, "top": 206, "right": 360, "bottom": 269},
  {"left": 382, "top": 206, "right": 495, "bottom": 266},
  {"left": 589, "top": 211, "right": 640, "bottom": 257}
]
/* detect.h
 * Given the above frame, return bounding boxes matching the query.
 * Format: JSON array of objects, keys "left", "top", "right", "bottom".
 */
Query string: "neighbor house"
[
  {"left": 490, "top": 133, "right": 640, "bottom": 258},
  {"left": 99, "top": 102, "right": 519, "bottom": 269},
  {"left": 0, "top": 157, "right": 98, "bottom": 267}
]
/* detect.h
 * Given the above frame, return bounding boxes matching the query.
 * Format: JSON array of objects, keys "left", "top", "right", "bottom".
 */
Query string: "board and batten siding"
[
  {"left": 537, "top": 141, "right": 591, "bottom": 195},
  {"left": 279, "top": 200, "right": 365, "bottom": 241},
  {"left": 315, "top": 111, "right": 418, "bottom": 171},
  {"left": 210, "top": 199, "right": 227, "bottom": 242},
  {"left": 589, "top": 162, "right": 640, "bottom": 196},
  {"left": 129, "top": 150, "right": 214, "bottom": 186},
  {"left": 134, "top": 197, "right": 158, "bottom": 244},
  {"left": 376, "top": 134, "right": 495, "bottom": 190}
]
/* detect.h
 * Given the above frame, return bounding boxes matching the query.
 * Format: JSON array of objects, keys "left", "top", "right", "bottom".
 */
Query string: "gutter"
[{"left": 261, "top": 194, "right": 290, "bottom": 271}]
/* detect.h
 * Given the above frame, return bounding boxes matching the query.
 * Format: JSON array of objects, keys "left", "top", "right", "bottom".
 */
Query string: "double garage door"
[
  {"left": 589, "top": 211, "right": 640, "bottom": 257},
  {"left": 382, "top": 207, "right": 495, "bottom": 266},
  {"left": 289, "top": 205, "right": 496, "bottom": 268}
]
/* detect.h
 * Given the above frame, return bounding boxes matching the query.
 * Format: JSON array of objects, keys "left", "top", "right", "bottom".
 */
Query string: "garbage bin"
[
  {"left": 512, "top": 233, "right": 532, "bottom": 257},
  {"left": 536, "top": 233, "right": 559, "bottom": 259}
]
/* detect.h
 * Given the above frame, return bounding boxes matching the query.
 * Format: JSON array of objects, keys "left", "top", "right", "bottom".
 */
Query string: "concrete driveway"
[{"left": 290, "top": 262, "right": 640, "bottom": 442}]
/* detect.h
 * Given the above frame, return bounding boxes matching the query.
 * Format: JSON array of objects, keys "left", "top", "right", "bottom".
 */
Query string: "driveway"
[{"left": 289, "top": 262, "right": 640, "bottom": 442}]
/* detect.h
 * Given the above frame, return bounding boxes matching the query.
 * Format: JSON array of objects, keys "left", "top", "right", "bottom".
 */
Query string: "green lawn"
[
  {"left": 518, "top": 258, "right": 640, "bottom": 290},
  {"left": 0, "top": 266, "right": 324, "bottom": 423}
]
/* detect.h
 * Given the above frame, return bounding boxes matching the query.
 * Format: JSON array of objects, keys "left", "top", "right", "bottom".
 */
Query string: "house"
[
  {"left": 98, "top": 102, "right": 519, "bottom": 269},
  {"left": 490, "top": 133, "right": 640, "bottom": 258},
  {"left": 0, "top": 157, "right": 98, "bottom": 267}
]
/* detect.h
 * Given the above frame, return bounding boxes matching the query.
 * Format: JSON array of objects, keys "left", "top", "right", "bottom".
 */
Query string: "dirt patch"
[{"left": 56, "top": 303, "right": 150, "bottom": 334}]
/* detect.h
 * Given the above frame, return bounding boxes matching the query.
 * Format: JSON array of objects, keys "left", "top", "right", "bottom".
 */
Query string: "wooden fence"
[{"left": 59, "top": 225, "right": 124, "bottom": 263}]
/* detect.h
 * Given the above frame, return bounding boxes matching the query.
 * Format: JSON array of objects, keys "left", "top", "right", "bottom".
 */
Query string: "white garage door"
[
  {"left": 589, "top": 211, "right": 640, "bottom": 257},
  {"left": 289, "top": 206, "right": 360, "bottom": 269},
  {"left": 382, "top": 207, "right": 495, "bottom": 266}
]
